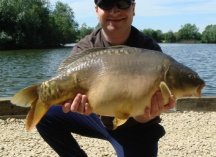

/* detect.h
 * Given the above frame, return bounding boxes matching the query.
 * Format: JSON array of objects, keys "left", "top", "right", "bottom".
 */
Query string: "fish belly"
[{"left": 87, "top": 72, "right": 160, "bottom": 117}]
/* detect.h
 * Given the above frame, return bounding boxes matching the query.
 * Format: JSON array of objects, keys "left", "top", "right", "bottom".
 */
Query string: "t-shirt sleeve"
[{"left": 71, "top": 35, "right": 93, "bottom": 54}]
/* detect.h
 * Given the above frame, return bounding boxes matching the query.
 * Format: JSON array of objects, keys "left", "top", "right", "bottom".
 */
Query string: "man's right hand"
[{"left": 62, "top": 93, "right": 92, "bottom": 115}]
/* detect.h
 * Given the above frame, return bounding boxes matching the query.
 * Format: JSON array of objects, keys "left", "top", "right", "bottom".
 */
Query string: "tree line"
[
  {"left": 0, "top": 0, "right": 79, "bottom": 49},
  {"left": 143, "top": 24, "right": 216, "bottom": 43},
  {"left": 0, "top": 0, "right": 216, "bottom": 50}
]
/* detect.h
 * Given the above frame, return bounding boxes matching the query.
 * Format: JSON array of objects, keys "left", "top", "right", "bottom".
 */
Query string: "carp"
[{"left": 11, "top": 45, "right": 205, "bottom": 131}]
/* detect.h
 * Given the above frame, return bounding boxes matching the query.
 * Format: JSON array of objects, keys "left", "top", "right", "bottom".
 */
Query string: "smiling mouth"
[{"left": 107, "top": 18, "right": 126, "bottom": 22}]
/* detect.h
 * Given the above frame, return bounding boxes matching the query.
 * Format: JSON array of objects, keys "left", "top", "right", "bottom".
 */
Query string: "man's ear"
[
  {"left": 95, "top": 6, "right": 99, "bottom": 13},
  {"left": 133, "top": 4, "right": 135, "bottom": 16}
]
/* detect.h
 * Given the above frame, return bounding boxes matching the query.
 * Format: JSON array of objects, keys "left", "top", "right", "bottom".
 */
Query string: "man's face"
[{"left": 95, "top": 1, "right": 135, "bottom": 34}]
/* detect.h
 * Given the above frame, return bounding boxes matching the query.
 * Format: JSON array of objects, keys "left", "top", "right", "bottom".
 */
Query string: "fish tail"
[
  {"left": 11, "top": 85, "right": 49, "bottom": 131},
  {"left": 25, "top": 99, "right": 49, "bottom": 131},
  {"left": 11, "top": 84, "right": 50, "bottom": 131},
  {"left": 11, "top": 84, "right": 39, "bottom": 107}
]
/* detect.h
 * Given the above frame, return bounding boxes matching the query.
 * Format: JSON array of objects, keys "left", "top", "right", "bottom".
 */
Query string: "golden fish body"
[{"left": 11, "top": 45, "right": 205, "bottom": 131}]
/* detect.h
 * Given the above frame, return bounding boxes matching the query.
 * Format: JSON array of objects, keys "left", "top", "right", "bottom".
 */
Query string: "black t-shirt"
[
  {"left": 61, "top": 26, "right": 162, "bottom": 130},
  {"left": 71, "top": 26, "right": 162, "bottom": 53}
]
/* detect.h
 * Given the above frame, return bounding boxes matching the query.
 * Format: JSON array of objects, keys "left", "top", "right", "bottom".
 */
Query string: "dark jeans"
[{"left": 36, "top": 106, "right": 165, "bottom": 157}]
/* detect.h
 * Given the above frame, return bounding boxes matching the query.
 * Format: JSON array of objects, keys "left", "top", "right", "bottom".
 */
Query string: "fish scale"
[{"left": 11, "top": 45, "right": 205, "bottom": 131}]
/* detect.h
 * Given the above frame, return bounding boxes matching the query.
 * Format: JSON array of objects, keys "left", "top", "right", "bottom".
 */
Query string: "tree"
[
  {"left": 0, "top": 0, "right": 20, "bottom": 48},
  {"left": 142, "top": 29, "right": 163, "bottom": 42},
  {"left": 77, "top": 23, "right": 94, "bottom": 41},
  {"left": 16, "top": 0, "right": 51, "bottom": 48},
  {"left": 163, "top": 31, "right": 176, "bottom": 43},
  {"left": 177, "top": 23, "right": 201, "bottom": 41},
  {"left": 0, "top": 0, "right": 52, "bottom": 48},
  {"left": 0, "top": 31, "right": 13, "bottom": 49},
  {"left": 202, "top": 25, "right": 216, "bottom": 43},
  {"left": 0, "top": 0, "right": 79, "bottom": 49},
  {"left": 52, "top": 2, "right": 79, "bottom": 44}
]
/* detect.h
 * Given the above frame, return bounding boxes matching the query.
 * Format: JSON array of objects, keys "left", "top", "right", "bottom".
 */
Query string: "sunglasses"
[{"left": 97, "top": 0, "right": 134, "bottom": 11}]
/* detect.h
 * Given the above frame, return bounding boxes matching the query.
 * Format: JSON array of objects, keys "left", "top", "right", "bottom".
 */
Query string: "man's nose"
[{"left": 108, "top": 6, "right": 121, "bottom": 14}]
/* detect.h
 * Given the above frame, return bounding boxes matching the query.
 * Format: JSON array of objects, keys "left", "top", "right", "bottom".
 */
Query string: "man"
[{"left": 37, "top": 0, "right": 175, "bottom": 156}]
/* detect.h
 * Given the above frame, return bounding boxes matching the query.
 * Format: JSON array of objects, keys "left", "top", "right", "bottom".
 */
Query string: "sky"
[{"left": 50, "top": 0, "right": 216, "bottom": 33}]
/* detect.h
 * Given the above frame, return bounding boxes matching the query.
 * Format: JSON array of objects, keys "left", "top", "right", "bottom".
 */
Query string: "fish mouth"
[
  {"left": 195, "top": 83, "right": 205, "bottom": 97},
  {"left": 186, "top": 83, "right": 205, "bottom": 97},
  {"left": 176, "top": 83, "right": 205, "bottom": 98}
]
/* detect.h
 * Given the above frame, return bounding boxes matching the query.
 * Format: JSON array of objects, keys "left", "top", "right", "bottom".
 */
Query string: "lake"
[{"left": 0, "top": 44, "right": 215, "bottom": 97}]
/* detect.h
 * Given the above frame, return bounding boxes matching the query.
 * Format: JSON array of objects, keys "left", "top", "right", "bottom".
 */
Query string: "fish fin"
[
  {"left": 58, "top": 46, "right": 130, "bottom": 72},
  {"left": 11, "top": 84, "right": 39, "bottom": 107},
  {"left": 25, "top": 99, "right": 49, "bottom": 131},
  {"left": 159, "top": 81, "right": 172, "bottom": 105},
  {"left": 58, "top": 47, "right": 111, "bottom": 72},
  {"left": 112, "top": 111, "right": 130, "bottom": 129},
  {"left": 113, "top": 118, "right": 128, "bottom": 130}
]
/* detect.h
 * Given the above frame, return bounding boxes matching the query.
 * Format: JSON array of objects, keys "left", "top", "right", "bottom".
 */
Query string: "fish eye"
[{"left": 188, "top": 74, "right": 195, "bottom": 79}]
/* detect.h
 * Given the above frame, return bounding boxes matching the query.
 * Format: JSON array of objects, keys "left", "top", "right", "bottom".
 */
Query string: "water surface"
[
  {"left": 0, "top": 48, "right": 71, "bottom": 97},
  {"left": 161, "top": 44, "right": 216, "bottom": 96}
]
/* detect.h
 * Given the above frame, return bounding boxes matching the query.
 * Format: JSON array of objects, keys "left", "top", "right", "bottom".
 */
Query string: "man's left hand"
[{"left": 134, "top": 91, "right": 176, "bottom": 123}]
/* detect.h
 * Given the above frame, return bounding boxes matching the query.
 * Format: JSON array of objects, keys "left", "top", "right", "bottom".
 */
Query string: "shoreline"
[{"left": 1, "top": 97, "right": 216, "bottom": 117}]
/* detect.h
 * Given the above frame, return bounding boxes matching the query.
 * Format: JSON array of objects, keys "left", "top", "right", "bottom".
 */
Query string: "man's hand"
[
  {"left": 61, "top": 91, "right": 175, "bottom": 120},
  {"left": 62, "top": 93, "right": 92, "bottom": 115},
  {"left": 134, "top": 91, "right": 176, "bottom": 123}
]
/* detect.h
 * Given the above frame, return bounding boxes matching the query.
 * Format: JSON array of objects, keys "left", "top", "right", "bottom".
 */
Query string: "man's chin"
[{"left": 106, "top": 25, "right": 121, "bottom": 32}]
